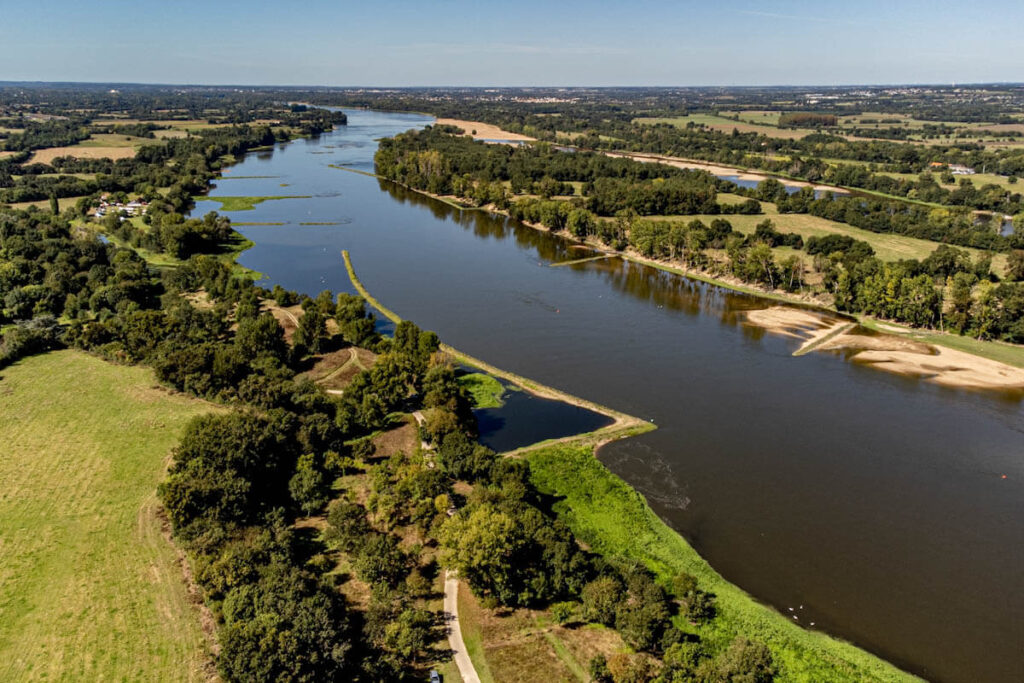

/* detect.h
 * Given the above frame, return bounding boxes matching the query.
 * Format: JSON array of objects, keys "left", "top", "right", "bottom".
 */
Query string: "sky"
[{"left": 1, "top": 0, "right": 1022, "bottom": 87}]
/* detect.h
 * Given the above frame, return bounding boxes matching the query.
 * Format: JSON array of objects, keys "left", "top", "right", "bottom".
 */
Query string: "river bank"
[
  {"left": 526, "top": 443, "right": 918, "bottom": 683},
  {"left": 341, "top": 250, "right": 655, "bottom": 451},
  {"left": 367, "top": 172, "right": 1024, "bottom": 390}
]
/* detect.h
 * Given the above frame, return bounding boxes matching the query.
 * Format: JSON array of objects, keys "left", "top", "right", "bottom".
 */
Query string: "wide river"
[{"left": 195, "top": 110, "right": 1023, "bottom": 683}]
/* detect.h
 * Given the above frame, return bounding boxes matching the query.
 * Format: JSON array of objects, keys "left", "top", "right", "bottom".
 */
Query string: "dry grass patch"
[
  {"left": 458, "top": 583, "right": 625, "bottom": 683},
  {"left": 653, "top": 204, "right": 1005, "bottom": 272},
  {"left": 301, "top": 346, "right": 377, "bottom": 392},
  {"left": 30, "top": 145, "right": 137, "bottom": 163},
  {"left": 8, "top": 195, "right": 86, "bottom": 211},
  {"left": 370, "top": 417, "right": 420, "bottom": 458},
  {"left": 434, "top": 118, "right": 535, "bottom": 142},
  {"left": 262, "top": 300, "right": 303, "bottom": 342}
]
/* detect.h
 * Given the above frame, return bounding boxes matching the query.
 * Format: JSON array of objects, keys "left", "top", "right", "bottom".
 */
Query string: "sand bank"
[{"left": 745, "top": 307, "right": 1024, "bottom": 391}]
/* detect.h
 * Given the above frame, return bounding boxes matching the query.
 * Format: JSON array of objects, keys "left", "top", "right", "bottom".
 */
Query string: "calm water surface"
[{"left": 196, "top": 110, "right": 1024, "bottom": 683}]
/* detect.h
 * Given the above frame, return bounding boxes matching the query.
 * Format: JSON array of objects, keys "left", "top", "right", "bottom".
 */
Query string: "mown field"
[
  {"left": 0, "top": 350, "right": 216, "bottom": 682},
  {"left": 633, "top": 114, "right": 811, "bottom": 140},
  {"left": 525, "top": 444, "right": 918, "bottom": 683}
]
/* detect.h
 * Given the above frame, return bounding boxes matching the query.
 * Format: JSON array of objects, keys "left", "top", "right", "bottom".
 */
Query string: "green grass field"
[
  {"left": 880, "top": 169, "right": 1022, "bottom": 193},
  {"left": 718, "top": 110, "right": 783, "bottom": 126},
  {"left": 458, "top": 372, "right": 506, "bottom": 409},
  {"left": 0, "top": 351, "right": 216, "bottom": 682},
  {"left": 77, "top": 133, "right": 160, "bottom": 148},
  {"left": 525, "top": 444, "right": 918, "bottom": 683}
]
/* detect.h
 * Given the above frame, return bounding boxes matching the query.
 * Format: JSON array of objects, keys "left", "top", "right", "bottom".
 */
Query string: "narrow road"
[{"left": 444, "top": 571, "right": 481, "bottom": 683}]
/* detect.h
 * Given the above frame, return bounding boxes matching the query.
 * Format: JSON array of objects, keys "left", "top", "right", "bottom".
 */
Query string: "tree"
[
  {"left": 235, "top": 313, "right": 287, "bottom": 362},
  {"left": 1007, "top": 250, "right": 1024, "bottom": 281},
  {"left": 289, "top": 453, "right": 328, "bottom": 515},
  {"left": 698, "top": 636, "right": 775, "bottom": 683},
  {"left": 581, "top": 576, "right": 622, "bottom": 626},
  {"left": 293, "top": 306, "right": 327, "bottom": 354},
  {"left": 947, "top": 273, "right": 976, "bottom": 334},
  {"left": 439, "top": 504, "right": 524, "bottom": 603},
  {"left": 567, "top": 208, "right": 596, "bottom": 238},
  {"left": 218, "top": 562, "right": 355, "bottom": 682},
  {"left": 381, "top": 608, "right": 434, "bottom": 663},
  {"left": 354, "top": 533, "right": 409, "bottom": 587},
  {"left": 325, "top": 500, "right": 371, "bottom": 553}
]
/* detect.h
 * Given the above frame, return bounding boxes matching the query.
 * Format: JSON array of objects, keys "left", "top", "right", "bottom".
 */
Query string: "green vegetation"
[
  {"left": 458, "top": 372, "right": 506, "bottom": 408},
  {"left": 377, "top": 127, "right": 1024, "bottom": 349},
  {"left": 525, "top": 444, "right": 917, "bottom": 683},
  {"left": 193, "top": 194, "right": 312, "bottom": 212},
  {"left": 657, "top": 206, "right": 1004, "bottom": 268},
  {"left": 0, "top": 350, "right": 216, "bottom": 682}
]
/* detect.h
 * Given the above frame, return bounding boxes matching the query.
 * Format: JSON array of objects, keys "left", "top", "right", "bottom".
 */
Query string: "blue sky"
[{"left": 0, "top": 0, "right": 1021, "bottom": 86}]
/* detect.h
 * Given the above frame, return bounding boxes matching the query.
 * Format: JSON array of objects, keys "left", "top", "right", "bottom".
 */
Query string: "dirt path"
[
  {"left": 411, "top": 411, "right": 433, "bottom": 452},
  {"left": 315, "top": 348, "right": 358, "bottom": 384},
  {"left": 444, "top": 572, "right": 480, "bottom": 683}
]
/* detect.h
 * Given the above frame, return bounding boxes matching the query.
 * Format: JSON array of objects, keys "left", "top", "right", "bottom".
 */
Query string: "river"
[{"left": 194, "top": 109, "right": 1024, "bottom": 683}]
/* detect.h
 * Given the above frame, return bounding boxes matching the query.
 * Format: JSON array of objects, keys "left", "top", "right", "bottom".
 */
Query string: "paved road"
[{"left": 444, "top": 571, "right": 480, "bottom": 683}]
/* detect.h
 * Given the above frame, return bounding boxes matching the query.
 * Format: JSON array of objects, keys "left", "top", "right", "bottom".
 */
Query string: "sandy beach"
[{"left": 744, "top": 307, "right": 1024, "bottom": 391}]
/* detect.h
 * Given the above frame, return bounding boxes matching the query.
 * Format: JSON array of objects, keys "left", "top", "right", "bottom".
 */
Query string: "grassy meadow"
[
  {"left": 0, "top": 351, "right": 216, "bottom": 682},
  {"left": 458, "top": 372, "right": 506, "bottom": 408},
  {"left": 633, "top": 113, "right": 811, "bottom": 140}
]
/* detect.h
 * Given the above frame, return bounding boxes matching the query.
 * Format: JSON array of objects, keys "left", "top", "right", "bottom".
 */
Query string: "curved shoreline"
[
  {"left": 338, "top": 258, "right": 915, "bottom": 682},
  {"left": 341, "top": 250, "right": 656, "bottom": 454}
]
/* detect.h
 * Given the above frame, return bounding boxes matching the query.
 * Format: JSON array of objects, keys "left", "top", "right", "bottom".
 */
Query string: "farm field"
[
  {"left": 634, "top": 113, "right": 812, "bottom": 140},
  {"left": 0, "top": 351, "right": 216, "bottom": 682},
  {"left": 7, "top": 195, "right": 86, "bottom": 211},
  {"left": 880, "top": 169, "right": 1022, "bottom": 192},
  {"left": 26, "top": 132, "right": 165, "bottom": 163},
  {"left": 717, "top": 110, "right": 783, "bottom": 126}
]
